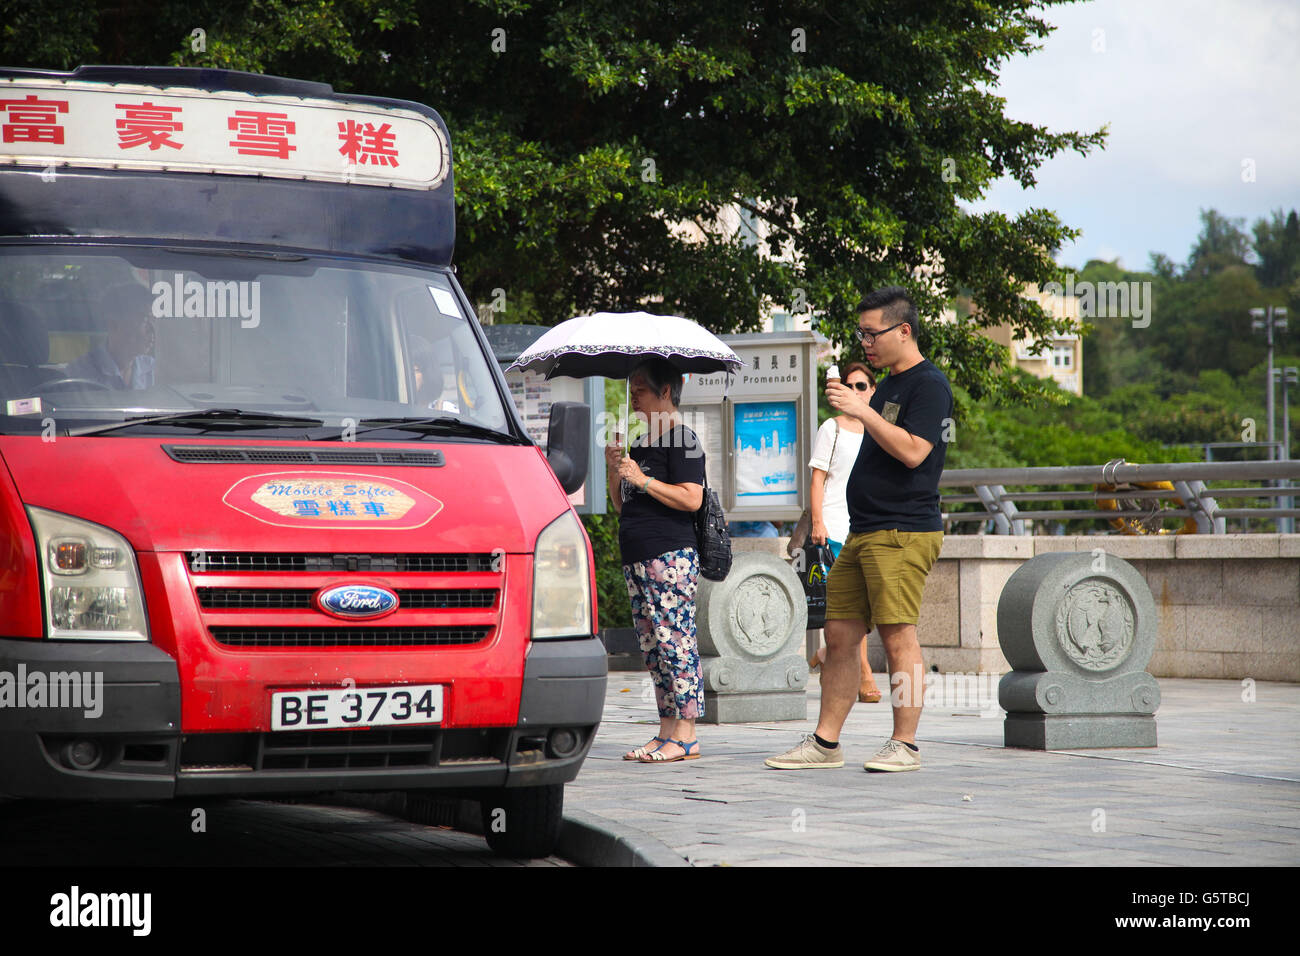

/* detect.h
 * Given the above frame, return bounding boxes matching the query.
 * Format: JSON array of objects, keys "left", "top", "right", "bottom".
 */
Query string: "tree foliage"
[
  {"left": 1187, "top": 208, "right": 1252, "bottom": 277},
  {"left": 1253, "top": 209, "right": 1300, "bottom": 291},
  {"left": 1077, "top": 205, "right": 1300, "bottom": 456},
  {"left": 1, "top": 0, "right": 1105, "bottom": 404}
]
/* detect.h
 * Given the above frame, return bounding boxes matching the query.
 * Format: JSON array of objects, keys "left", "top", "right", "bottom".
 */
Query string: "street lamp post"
[
  {"left": 1277, "top": 366, "right": 1299, "bottom": 534},
  {"left": 1251, "top": 306, "right": 1288, "bottom": 458},
  {"left": 1251, "top": 306, "right": 1288, "bottom": 532}
]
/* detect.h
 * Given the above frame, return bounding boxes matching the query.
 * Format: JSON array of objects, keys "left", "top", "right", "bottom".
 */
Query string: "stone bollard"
[
  {"left": 696, "top": 552, "right": 809, "bottom": 723},
  {"left": 997, "top": 551, "right": 1160, "bottom": 749}
]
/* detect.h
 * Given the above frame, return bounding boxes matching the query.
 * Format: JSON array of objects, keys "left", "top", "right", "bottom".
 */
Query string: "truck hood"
[{"left": 0, "top": 437, "right": 568, "bottom": 553}]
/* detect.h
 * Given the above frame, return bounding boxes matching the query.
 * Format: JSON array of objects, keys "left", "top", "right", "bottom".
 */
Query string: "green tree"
[
  {"left": 1149, "top": 265, "right": 1263, "bottom": 381},
  {"left": 1187, "top": 208, "right": 1251, "bottom": 276},
  {"left": 581, "top": 512, "right": 630, "bottom": 630},
  {"left": 1075, "top": 258, "right": 1157, "bottom": 397},
  {"left": 2, "top": 0, "right": 1104, "bottom": 407},
  {"left": 1082, "top": 208, "right": 1300, "bottom": 400},
  {"left": 1253, "top": 209, "right": 1300, "bottom": 291}
]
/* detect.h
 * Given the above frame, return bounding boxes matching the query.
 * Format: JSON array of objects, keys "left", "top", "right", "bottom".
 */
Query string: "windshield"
[{"left": 0, "top": 246, "right": 512, "bottom": 439}]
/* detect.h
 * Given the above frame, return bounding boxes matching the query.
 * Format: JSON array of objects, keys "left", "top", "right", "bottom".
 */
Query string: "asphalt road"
[{"left": 0, "top": 797, "right": 571, "bottom": 867}]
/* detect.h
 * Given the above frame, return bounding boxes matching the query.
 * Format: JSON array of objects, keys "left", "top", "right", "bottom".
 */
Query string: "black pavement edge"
[
  {"left": 312, "top": 791, "right": 690, "bottom": 867},
  {"left": 559, "top": 809, "right": 691, "bottom": 867}
]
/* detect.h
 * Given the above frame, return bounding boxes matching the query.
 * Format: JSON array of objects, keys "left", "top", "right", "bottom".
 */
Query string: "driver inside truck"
[
  {"left": 65, "top": 282, "right": 156, "bottom": 390},
  {"left": 409, "top": 333, "right": 460, "bottom": 414}
]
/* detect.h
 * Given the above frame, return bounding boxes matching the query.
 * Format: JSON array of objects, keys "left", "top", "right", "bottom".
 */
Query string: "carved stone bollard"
[
  {"left": 997, "top": 551, "right": 1160, "bottom": 749},
  {"left": 696, "top": 552, "right": 809, "bottom": 723}
]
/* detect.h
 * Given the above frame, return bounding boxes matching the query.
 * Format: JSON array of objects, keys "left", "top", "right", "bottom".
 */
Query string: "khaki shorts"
[{"left": 825, "top": 530, "right": 943, "bottom": 628}]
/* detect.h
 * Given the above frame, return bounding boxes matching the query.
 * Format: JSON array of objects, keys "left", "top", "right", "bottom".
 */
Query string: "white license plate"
[{"left": 271, "top": 684, "right": 443, "bottom": 731}]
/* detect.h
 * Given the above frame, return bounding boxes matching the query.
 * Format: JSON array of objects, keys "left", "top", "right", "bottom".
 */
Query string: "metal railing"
[{"left": 939, "top": 460, "right": 1300, "bottom": 534}]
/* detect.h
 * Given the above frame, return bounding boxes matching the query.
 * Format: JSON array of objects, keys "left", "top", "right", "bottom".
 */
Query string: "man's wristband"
[{"left": 642, "top": 477, "right": 653, "bottom": 493}]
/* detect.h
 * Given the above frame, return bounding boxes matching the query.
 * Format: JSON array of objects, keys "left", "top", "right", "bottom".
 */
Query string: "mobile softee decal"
[{"left": 222, "top": 472, "right": 441, "bottom": 529}]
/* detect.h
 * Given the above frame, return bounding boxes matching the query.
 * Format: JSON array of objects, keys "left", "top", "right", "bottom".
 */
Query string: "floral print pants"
[{"left": 622, "top": 547, "right": 703, "bottom": 720}]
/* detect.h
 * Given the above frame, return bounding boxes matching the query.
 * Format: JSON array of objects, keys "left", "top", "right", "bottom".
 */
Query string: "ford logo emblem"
[{"left": 316, "top": 584, "right": 399, "bottom": 619}]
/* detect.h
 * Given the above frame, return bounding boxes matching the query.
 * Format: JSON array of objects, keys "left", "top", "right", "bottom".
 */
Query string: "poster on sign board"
[
  {"left": 683, "top": 404, "right": 724, "bottom": 492},
  {"left": 733, "top": 401, "right": 798, "bottom": 507},
  {"left": 504, "top": 368, "right": 585, "bottom": 506}
]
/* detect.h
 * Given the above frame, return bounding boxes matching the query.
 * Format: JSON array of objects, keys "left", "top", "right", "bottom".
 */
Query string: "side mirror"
[{"left": 545, "top": 401, "right": 590, "bottom": 495}]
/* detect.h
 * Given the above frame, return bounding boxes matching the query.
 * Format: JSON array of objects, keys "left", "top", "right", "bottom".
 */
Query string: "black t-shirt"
[
  {"left": 846, "top": 359, "right": 953, "bottom": 533},
  {"left": 617, "top": 425, "right": 706, "bottom": 565}
]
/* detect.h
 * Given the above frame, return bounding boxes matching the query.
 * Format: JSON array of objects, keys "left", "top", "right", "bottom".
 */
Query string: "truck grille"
[
  {"left": 264, "top": 728, "right": 443, "bottom": 770},
  {"left": 197, "top": 588, "right": 496, "bottom": 610},
  {"left": 180, "top": 728, "right": 508, "bottom": 772},
  {"left": 190, "top": 552, "right": 497, "bottom": 573},
  {"left": 210, "top": 626, "right": 490, "bottom": 648},
  {"left": 189, "top": 552, "right": 504, "bottom": 650}
]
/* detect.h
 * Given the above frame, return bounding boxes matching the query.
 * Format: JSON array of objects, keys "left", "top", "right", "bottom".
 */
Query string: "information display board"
[
  {"left": 733, "top": 400, "right": 800, "bottom": 507},
  {"left": 503, "top": 367, "right": 588, "bottom": 507},
  {"left": 679, "top": 331, "right": 819, "bottom": 521},
  {"left": 484, "top": 324, "right": 605, "bottom": 514}
]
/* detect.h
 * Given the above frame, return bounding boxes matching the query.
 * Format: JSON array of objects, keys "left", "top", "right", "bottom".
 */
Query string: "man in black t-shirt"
[{"left": 767, "top": 286, "right": 952, "bottom": 774}]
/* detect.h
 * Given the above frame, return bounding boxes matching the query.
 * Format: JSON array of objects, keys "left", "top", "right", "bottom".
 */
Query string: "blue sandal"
[
  {"left": 638, "top": 738, "right": 700, "bottom": 763},
  {"left": 624, "top": 736, "right": 667, "bottom": 760}
]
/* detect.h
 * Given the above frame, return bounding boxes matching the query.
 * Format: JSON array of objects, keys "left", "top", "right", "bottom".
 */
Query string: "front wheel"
[{"left": 479, "top": 783, "right": 564, "bottom": 859}]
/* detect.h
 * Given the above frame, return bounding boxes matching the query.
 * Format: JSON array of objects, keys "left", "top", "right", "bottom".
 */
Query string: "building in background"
[
  {"left": 674, "top": 205, "right": 1084, "bottom": 395},
  {"left": 958, "top": 284, "right": 1083, "bottom": 396}
]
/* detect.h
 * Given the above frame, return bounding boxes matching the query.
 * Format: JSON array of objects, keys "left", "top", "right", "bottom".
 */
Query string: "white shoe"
[{"left": 863, "top": 738, "right": 921, "bottom": 772}]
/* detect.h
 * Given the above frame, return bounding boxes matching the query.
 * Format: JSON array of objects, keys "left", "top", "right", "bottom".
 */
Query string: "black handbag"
[
  {"left": 795, "top": 422, "right": 839, "bottom": 625},
  {"left": 799, "top": 543, "right": 834, "bottom": 629},
  {"left": 694, "top": 474, "right": 732, "bottom": 581}
]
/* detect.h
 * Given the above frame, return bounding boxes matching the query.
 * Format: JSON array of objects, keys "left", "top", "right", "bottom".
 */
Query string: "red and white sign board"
[{"left": 0, "top": 78, "right": 449, "bottom": 190}]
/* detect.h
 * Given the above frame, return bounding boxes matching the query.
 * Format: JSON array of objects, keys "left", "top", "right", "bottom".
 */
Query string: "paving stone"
[{"left": 572, "top": 668, "right": 1300, "bottom": 866}]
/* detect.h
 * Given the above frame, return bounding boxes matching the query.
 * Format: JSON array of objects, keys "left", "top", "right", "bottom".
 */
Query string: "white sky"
[{"left": 968, "top": 0, "right": 1300, "bottom": 271}]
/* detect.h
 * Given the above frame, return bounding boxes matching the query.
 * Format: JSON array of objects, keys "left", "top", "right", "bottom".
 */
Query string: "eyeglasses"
[{"left": 853, "top": 320, "right": 906, "bottom": 345}]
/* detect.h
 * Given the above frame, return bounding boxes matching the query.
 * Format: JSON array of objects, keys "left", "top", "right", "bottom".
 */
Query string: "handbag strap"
[{"left": 830, "top": 419, "right": 840, "bottom": 469}]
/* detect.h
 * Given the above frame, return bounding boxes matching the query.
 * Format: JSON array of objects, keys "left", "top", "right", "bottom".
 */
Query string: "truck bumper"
[
  {"left": 0, "top": 636, "right": 606, "bottom": 799},
  {"left": 0, "top": 637, "right": 182, "bottom": 800}
]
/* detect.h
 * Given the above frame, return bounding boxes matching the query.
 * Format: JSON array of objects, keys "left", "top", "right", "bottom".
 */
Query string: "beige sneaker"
[
  {"left": 764, "top": 734, "right": 844, "bottom": 770},
  {"left": 863, "top": 739, "right": 921, "bottom": 772}
]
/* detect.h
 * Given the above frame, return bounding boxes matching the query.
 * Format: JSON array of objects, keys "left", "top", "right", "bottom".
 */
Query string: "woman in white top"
[{"left": 807, "top": 362, "right": 883, "bottom": 703}]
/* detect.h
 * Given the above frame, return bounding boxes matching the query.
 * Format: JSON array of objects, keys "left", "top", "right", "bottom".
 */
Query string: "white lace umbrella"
[
  {"left": 505, "top": 311, "right": 742, "bottom": 452},
  {"left": 505, "top": 311, "right": 743, "bottom": 380}
]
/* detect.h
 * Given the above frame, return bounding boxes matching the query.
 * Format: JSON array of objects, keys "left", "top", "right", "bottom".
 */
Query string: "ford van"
[{"left": 0, "top": 65, "right": 605, "bottom": 858}]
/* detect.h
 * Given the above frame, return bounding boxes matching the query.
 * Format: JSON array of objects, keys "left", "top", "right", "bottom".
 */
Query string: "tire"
[{"left": 479, "top": 784, "right": 564, "bottom": 859}]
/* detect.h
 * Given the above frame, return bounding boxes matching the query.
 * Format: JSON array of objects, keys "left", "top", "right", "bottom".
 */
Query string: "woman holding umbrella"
[
  {"left": 506, "top": 310, "right": 741, "bottom": 762},
  {"left": 606, "top": 357, "right": 707, "bottom": 763}
]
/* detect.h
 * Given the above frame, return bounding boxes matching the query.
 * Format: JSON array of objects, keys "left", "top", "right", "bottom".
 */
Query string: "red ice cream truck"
[{"left": 0, "top": 65, "right": 604, "bottom": 857}]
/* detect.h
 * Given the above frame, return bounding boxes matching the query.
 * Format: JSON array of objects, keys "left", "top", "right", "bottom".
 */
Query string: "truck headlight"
[
  {"left": 531, "top": 510, "right": 592, "bottom": 640},
  {"left": 27, "top": 507, "right": 149, "bottom": 641}
]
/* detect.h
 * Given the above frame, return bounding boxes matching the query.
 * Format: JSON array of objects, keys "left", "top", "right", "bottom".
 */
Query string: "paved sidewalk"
[{"left": 565, "top": 670, "right": 1300, "bottom": 866}]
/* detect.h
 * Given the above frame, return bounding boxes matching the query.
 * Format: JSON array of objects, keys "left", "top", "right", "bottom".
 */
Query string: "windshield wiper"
[
  {"left": 68, "top": 408, "right": 325, "bottom": 437},
  {"left": 349, "top": 416, "right": 525, "bottom": 444}
]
